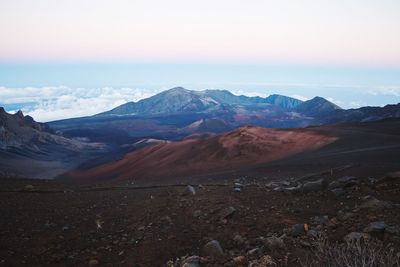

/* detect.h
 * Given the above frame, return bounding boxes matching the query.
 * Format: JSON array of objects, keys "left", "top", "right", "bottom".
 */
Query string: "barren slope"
[{"left": 66, "top": 126, "right": 337, "bottom": 182}]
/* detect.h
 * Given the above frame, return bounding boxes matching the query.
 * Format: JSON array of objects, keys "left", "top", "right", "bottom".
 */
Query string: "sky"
[{"left": 0, "top": 0, "right": 400, "bottom": 121}]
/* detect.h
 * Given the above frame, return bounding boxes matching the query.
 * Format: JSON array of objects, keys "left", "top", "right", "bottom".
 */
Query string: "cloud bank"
[
  {"left": 1, "top": 85, "right": 399, "bottom": 122},
  {"left": 0, "top": 86, "right": 157, "bottom": 122}
]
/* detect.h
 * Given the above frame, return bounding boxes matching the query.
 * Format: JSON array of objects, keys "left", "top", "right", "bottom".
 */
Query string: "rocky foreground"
[{"left": 1, "top": 173, "right": 399, "bottom": 266}]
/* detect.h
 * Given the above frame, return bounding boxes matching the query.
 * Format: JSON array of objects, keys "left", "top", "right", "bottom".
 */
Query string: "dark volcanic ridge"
[{"left": 0, "top": 108, "right": 106, "bottom": 179}]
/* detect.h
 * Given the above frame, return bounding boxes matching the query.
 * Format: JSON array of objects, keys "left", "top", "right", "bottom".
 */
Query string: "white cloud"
[
  {"left": 289, "top": 94, "right": 309, "bottom": 101},
  {"left": 368, "top": 86, "right": 400, "bottom": 97},
  {"left": 0, "top": 86, "right": 157, "bottom": 122},
  {"left": 326, "top": 97, "right": 345, "bottom": 107},
  {"left": 231, "top": 89, "right": 268, "bottom": 98}
]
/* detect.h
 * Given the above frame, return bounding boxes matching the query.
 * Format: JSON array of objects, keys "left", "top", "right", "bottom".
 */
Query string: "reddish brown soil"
[
  {"left": 1, "top": 175, "right": 399, "bottom": 267},
  {"left": 66, "top": 126, "right": 336, "bottom": 183}
]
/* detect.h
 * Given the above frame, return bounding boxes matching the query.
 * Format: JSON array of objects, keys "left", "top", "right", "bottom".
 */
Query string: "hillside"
[
  {"left": 65, "top": 126, "right": 337, "bottom": 182},
  {"left": 0, "top": 108, "right": 106, "bottom": 178}
]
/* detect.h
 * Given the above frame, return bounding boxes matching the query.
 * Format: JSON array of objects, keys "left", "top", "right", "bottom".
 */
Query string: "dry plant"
[{"left": 301, "top": 235, "right": 400, "bottom": 267}]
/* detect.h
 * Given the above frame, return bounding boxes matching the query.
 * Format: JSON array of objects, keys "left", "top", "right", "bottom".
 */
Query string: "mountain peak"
[
  {"left": 295, "top": 96, "right": 341, "bottom": 116},
  {"left": 15, "top": 110, "right": 24, "bottom": 118},
  {"left": 309, "top": 96, "right": 341, "bottom": 108},
  {"left": 164, "top": 87, "right": 189, "bottom": 93}
]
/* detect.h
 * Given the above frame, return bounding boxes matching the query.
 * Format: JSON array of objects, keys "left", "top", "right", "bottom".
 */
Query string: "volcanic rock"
[
  {"left": 302, "top": 179, "right": 324, "bottom": 192},
  {"left": 202, "top": 240, "right": 224, "bottom": 258},
  {"left": 364, "top": 221, "right": 387, "bottom": 233}
]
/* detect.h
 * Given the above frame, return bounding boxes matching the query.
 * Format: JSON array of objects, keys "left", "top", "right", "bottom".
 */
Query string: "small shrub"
[{"left": 301, "top": 236, "right": 400, "bottom": 267}]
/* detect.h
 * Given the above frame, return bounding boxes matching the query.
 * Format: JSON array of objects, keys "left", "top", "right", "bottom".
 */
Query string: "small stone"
[
  {"left": 265, "top": 182, "right": 279, "bottom": 189},
  {"left": 264, "top": 236, "right": 285, "bottom": 250},
  {"left": 182, "top": 262, "right": 200, "bottom": 267},
  {"left": 307, "top": 230, "right": 319, "bottom": 238},
  {"left": 88, "top": 259, "right": 99, "bottom": 266},
  {"left": 302, "top": 179, "right": 324, "bottom": 192},
  {"left": 247, "top": 248, "right": 259, "bottom": 255},
  {"left": 330, "top": 188, "right": 345, "bottom": 197},
  {"left": 181, "top": 256, "right": 202, "bottom": 267},
  {"left": 202, "top": 240, "right": 224, "bottom": 258},
  {"left": 283, "top": 186, "right": 301, "bottom": 193},
  {"left": 219, "top": 206, "right": 236, "bottom": 220},
  {"left": 193, "top": 210, "right": 203, "bottom": 219},
  {"left": 328, "top": 176, "right": 358, "bottom": 189},
  {"left": 360, "top": 198, "right": 392, "bottom": 210},
  {"left": 364, "top": 221, "right": 387, "bottom": 233},
  {"left": 233, "top": 255, "right": 247, "bottom": 266},
  {"left": 291, "top": 224, "right": 307, "bottom": 237},
  {"left": 182, "top": 185, "right": 196, "bottom": 196},
  {"left": 300, "top": 240, "right": 312, "bottom": 248}
]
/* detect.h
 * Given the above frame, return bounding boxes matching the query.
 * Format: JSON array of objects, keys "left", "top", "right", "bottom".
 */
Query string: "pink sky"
[{"left": 0, "top": 0, "right": 400, "bottom": 67}]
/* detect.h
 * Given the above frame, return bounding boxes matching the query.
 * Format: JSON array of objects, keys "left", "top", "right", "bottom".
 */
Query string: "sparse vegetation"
[{"left": 301, "top": 236, "right": 400, "bottom": 267}]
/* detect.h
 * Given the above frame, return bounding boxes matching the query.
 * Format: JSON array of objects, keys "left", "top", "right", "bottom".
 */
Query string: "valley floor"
[{"left": 1, "top": 171, "right": 399, "bottom": 267}]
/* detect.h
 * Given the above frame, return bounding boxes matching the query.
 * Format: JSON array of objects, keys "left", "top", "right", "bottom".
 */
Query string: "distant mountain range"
[
  {"left": 98, "top": 87, "right": 309, "bottom": 116},
  {"left": 49, "top": 87, "right": 400, "bottom": 144}
]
